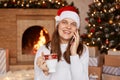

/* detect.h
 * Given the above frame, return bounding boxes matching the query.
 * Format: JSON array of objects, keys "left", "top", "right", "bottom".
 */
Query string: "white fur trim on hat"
[{"left": 55, "top": 11, "right": 80, "bottom": 28}]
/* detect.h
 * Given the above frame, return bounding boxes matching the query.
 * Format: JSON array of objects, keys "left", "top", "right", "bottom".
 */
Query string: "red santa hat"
[{"left": 55, "top": 6, "right": 80, "bottom": 28}]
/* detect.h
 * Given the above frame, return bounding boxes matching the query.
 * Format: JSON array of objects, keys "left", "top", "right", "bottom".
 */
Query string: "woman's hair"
[{"left": 46, "top": 25, "right": 83, "bottom": 64}]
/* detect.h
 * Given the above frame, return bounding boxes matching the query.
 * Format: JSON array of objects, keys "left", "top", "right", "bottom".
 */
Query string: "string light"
[
  {"left": 101, "top": 0, "right": 104, "bottom": 2},
  {"left": 109, "top": 19, "right": 113, "bottom": 24},
  {"left": 100, "top": 26, "right": 103, "bottom": 29},
  {"left": 113, "top": 48, "right": 117, "bottom": 51},
  {"left": 94, "top": 0, "right": 99, "bottom": 2},
  {"left": 93, "top": 24, "right": 96, "bottom": 27},
  {"left": 92, "top": 41, "right": 95, "bottom": 44},
  {"left": 97, "top": 38, "right": 101, "bottom": 41},
  {"left": 106, "top": 47, "right": 109, "bottom": 50},
  {"left": 86, "top": 43, "right": 90, "bottom": 46},
  {"left": 103, "top": 9, "right": 107, "bottom": 12},
  {"left": 91, "top": 14, "right": 94, "bottom": 16},
  {"left": 97, "top": 2, "right": 101, "bottom": 6},
  {"left": 88, "top": 24, "right": 91, "bottom": 26}
]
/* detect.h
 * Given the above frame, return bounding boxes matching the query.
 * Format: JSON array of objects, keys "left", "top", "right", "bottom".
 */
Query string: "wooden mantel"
[{"left": 0, "top": 9, "right": 57, "bottom": 64}]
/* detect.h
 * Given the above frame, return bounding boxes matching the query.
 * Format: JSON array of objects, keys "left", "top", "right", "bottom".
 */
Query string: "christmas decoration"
[
  {"left": 0, "top": 0, "right": 69, "bottom": 9},
  {"left": 81, "top": 0, "right": 120, "bottom": 53}
]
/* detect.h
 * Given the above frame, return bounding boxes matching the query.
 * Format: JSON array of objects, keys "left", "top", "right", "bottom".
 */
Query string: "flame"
[{"left": 33, "top": 29, "right": 48, "bottom": 54}]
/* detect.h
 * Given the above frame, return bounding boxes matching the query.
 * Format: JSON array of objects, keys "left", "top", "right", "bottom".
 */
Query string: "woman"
[{"left": 34, "top": 6, "right": 89, "bottom": 80}]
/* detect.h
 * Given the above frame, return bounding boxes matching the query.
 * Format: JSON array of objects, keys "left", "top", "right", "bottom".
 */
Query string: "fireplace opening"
[{"left": 22, "top": 25, "right": 50, "bottom": 55}]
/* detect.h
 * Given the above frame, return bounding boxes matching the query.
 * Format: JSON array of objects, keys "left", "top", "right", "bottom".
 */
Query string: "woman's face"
[{"left": 58, "top": 18, "right": 78, "bottom": 43}]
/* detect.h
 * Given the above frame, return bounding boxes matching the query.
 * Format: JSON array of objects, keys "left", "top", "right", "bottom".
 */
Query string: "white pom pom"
[{"left": 55, "top": 16, "right": 60, "bottom": 21}]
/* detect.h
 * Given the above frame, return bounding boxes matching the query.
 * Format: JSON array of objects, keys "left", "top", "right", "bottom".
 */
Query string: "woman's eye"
[
  {"left": 62, "top": 21, "right": 68, "bottom": 24},
  {"left": 71, "top": 23, "right": 77, "bottom": 27}
]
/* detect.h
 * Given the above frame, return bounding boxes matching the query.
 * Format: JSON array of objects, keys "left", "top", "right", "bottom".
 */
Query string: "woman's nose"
[{"left": 66, "top": 24, "right": 71, "bottom": 29}]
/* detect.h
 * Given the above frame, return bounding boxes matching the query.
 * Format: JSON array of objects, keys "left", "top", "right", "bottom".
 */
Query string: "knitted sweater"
[{"left": 34, "top": 44, "right": 89, "bottom": 80}]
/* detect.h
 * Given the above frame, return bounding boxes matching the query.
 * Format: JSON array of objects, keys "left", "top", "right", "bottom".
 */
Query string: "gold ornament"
[
  {"left": 88, "top": 33, "right": 93, "bottom": 38},
  {"left": 109, "top": 20, "right": 113, "bottom": 24}
]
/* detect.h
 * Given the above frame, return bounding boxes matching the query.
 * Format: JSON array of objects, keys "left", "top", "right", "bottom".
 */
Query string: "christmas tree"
[{"left": 81, "top": 0, "right": 120, "bottom": 53}]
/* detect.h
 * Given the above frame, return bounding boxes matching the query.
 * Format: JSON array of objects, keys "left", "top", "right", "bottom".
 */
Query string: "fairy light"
[
  {"left": 93, "top": 11, "right": 96, "bottom": 14},
  {"left": 91, "top": 14, "right": 94, "bottom": 16},
  {"left": 58, "top": 2, "right": 61, "bottom": 5},
  {"left": 101, "top": 0, "right": 104, "bottom": 2},
  {"left": 94, "top": 0, "right": 99, "bottom": 2},
  {"left": 42, "top": 1, "right": 45, "bottom": 4},
  {"left": 106, "top": 47, "right": 109, "bottom": 50},
  {"left": 62, "top": 3, "right": 65, "bottom": 6},
  {"left": 88, "top": 24, "right": 91, "bottom": 26},
  {"left": 86, "top": 43, "right": 90, "bottom": 46},
  {"left": 104, "top": 9, "right": 107, "bottom": 12},
  {"left": 92, "top": 41, "right": 95, "bottom": 44},
  {"left": 55, "top": 0, "right": 58, "bottom": 3},
  {"left": 49, "top": 0, "right": 52, "bottom": 2},
  {"left": 88, "top": 34, "right": 92, "bottom": 38},
  {"left": 100, "top": 11, "right": 103, "bottom": 13},
  {"left": 93, "top": 24, "right": 96, "bottom": 27},
  {"left": 100, "top": 26, "right": 103, "bottom": 29},
  {"left": 101, "top": 45, "right": 104, "bottom": 49},
  {"left": 97, "top": 2, "right": 101, "bottom": 6},
  {"left": 97, "top": 38, "right": 101, "bottom": 41},
  {"left": 113, "top": 48, "right": 117, "bottom": 51}
]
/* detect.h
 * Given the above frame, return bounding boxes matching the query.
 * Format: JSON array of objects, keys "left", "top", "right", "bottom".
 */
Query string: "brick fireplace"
[{"left": 0, "top": 9, "right": 57, "bottom": 64}]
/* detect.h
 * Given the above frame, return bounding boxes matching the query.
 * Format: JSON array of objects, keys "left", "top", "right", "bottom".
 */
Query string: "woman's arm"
[
  {"left": 34, "top": 46, "right": 51, "bottom": 80},
  {"left": 70, "top": 45, "right": 89, "bottom": 80}
]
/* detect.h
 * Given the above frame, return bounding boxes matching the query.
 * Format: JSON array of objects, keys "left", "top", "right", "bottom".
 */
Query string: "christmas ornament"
[
  {"left": 109, "top": 19, "right": 113, "bottom": 24},
  {"left": 97, "top": 17, "right": 101, "bottom": 23},
  {"left": 90, "top": 28, "right": 95, "bottom": 33},
  {"left": 85, "top": 18, "right": 89, "bottom": 22}
]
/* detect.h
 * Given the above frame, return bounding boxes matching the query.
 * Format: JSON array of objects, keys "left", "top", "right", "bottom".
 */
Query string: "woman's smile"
[{"left": 63, "top": 30, "right": 72, "bottom": 34}]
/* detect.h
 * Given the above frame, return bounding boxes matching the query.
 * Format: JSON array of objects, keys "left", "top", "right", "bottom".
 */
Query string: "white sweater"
[{"left": 34, "top": 44, "right": 89, "bottom": 80}]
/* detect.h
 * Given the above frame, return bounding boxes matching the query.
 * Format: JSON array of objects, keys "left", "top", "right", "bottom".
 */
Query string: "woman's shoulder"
[{"left": 35, "top": 45, "right": 50, "bottom": 56}]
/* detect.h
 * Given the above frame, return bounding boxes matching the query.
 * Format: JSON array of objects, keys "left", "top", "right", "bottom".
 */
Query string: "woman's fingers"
[{"left": 36, "top": 52, "right": 49, "bottom": 71}]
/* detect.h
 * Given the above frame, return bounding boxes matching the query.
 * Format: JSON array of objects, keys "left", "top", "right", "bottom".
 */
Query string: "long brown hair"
[{"left": 46, "top": 26, "right": 83, "bottom": 64}]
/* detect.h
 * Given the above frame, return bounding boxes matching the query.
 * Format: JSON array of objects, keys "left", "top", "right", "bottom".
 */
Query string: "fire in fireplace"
[{"left": 22, "top": 25, "right": 50, "bottom": 55}]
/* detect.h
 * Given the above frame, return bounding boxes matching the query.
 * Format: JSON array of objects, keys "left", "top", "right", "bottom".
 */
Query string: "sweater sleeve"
[
  {"left": 34, "top": 46, "right": 51, "bottom": 80},
  {"left": 70, "top": 45, "right": 89, "bottom": 80}
]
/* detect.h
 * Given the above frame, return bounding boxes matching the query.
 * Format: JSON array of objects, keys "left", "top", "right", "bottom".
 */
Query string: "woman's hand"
[
  {"left": 36, "top": 52, "right": 49, "bottom": 75},
  {"left": 70, "top": 30, "right": 80, "bottom": 55}
]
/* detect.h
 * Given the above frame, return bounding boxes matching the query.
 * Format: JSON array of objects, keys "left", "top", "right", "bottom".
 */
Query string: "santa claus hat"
[{"left": 55, "top": 6, "right": 80, "bottom": 28}]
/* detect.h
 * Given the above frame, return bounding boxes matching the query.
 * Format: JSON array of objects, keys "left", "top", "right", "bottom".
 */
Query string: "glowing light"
[
  {"left": 88, "top": 24, "right": 91, "bottom": 26},
  {"left": 93, "top": 24, "right": 96, "bottom": 27},
  {"left": 113, "top": 48, "right": 116, "bottom": 51},
  {"left": 86, "top": 43, "right": 90, "bottom": 46},
  {"left": 92, "top": 41, "right": 95, "bottom": 44}
]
